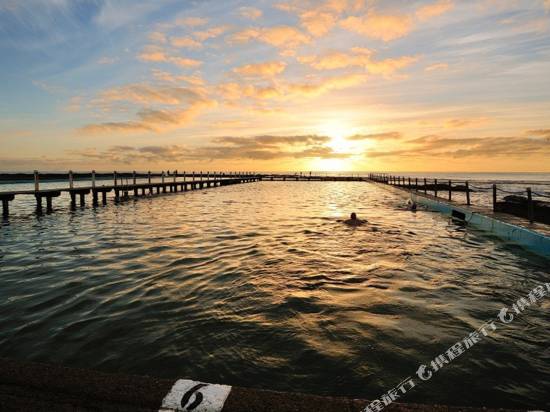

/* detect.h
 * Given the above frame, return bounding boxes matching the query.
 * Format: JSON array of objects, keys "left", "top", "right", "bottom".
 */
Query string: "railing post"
[
  {"left": 92, "top": 170, "right": 96, "bottom": 189},
  {"left": 161, "top": 171, "right": 165, "bottom": 184},
  {"left": 69, "top": 170, "right": 74, "bottom": 189},
  {"left": 183, "top": 171, "right": 186, "bottom": 182},
  {"left": 133, "top": 170, "right": 136, "bottom": 185},
  {"left": 527, "top": 187, "right": 534, "bottom": 223},
  {"left": 148, "top": 171, "right": 151, "bottom": 185},
  {"left": 34, "top": 170, "right": 39, "bottom": 192},
  {"left": 423, "top": 178, "right": 427, "bottom": 194},
  {"left": 448, "top": 179, "right": 452, "bottom": 201},
  {"left": 466, "top": 181, "right": 470, "bottom": 205},
  {"left": 415, "top": 178, "right": 418, "bottom": 192},
  {"left": 114, "top": 171, "right": 118, "bottom": 188},
  {"left": 434, "top": 178, "right": 438, "bottom": 197},
  {"left": 174, "top": 170, "right": 177, "bottom": 183},
  {"left": 408, "top": 177, "right": 411, "bottom": 190},
  {"left": 492, "top": 184, "right": 497, "bottom": 212}
]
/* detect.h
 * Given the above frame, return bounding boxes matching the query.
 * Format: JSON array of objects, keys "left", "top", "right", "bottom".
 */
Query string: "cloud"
[
  {"left": 298, "top": 48, "right": 417, "bottom": 76},
  {"left": 171, "top": 36, "right": 202, "bottom": 49},
  {"left": 193, "top": 134, "right": 350, "bottom": 160},
  {"left": 74, "top": 134, "right": 351, "bottom": 163},
  {"left": 444, "top": 117, "right": 489, "bottom": 128},
  {"left": 178, "top": 17, "right": 208, "bottom": 27},
  {"left": 425, "top": 62, "right": 448, "bottom": 72},
  {"left": 275, "top": 0, "right": 358, "bottom": 37},
  {"left": 217, "top": 73, "right": 368, "bottom": 102},
  {"left": 193, "top": 25, "right": 229, "bottom": 41},
  {"left": 340, "top": 11, "right": 413, "bottom": 41},
  {"left": 148, "top": 31, "right": 167, "bottom": 44},
  {"left": 151, "top": 70, "right": 205, "bottom": 86},
  {"left": 80, "top": 85, "right": 215, "bottom": 135},
  {"left": 347, "top": 132, "right": 402, "bottom": 140},
  {"left": 95, "top": 84, "right": 205, "bottom": 105},
  {"left": 73, "top": 145, "right": 189, "bottom": 164},
  {"left": 138, "top": 46, "right": 202, "bottom": 67},
  {"left": 365, "top": 134, "right": 550, "bottom": 158},
  {"left": 229, "top": 25, "right": 310, "bottom": 51},
  {"left": 526, "top": 129, "right": 550, "bottom": 138},
  {"left": 239, "top": 6, "right": 262, "bottom": 20},
  {"left": 341, "top": 1, "right": 453, "bottom": 41},
  {"left": 416, "top": 0, "right": 454, "bottom": 21},
  {"left": 233, "top": 61, "right": 287, "bottom": 77}
]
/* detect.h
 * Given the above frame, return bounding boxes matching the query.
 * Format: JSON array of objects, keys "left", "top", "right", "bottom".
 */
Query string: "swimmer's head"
[{"left": 350, "top": 212, "right": 357, "bottom": 220}]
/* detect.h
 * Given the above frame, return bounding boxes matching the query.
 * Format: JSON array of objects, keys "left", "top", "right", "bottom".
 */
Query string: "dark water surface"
[{"left": 0, "top": 181, "right": 549, "bottom": 408}]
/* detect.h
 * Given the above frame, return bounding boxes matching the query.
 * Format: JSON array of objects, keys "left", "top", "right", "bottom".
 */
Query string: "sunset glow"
[{"left": 1, "top": 0, "right": 549, "bottom": 172}]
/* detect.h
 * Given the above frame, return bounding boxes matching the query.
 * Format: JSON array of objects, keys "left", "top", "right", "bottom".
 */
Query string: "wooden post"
[
  {"left": 466, "top": 181, "right": 470, "bottom": 205},
  {"left": 415, "top": 178, "right": 418, "bottom": 192},
  {"left": 434, "top": 178, "right": 438, "bottom": 197},
  {"left": 408, "top": 177, "right": 411, "bottom": 189},
  {"left": 133, "top": 171, "right": 136, "bottom": 186},
  {"left": 148, "top": 171, "right": 151, "bottom": 185},
  {"left": 424, "top": 178, "right": 427, "bottom": 194},
  {"left": 80, "top": 193, "right": 85, "bottom": 207},
  {"left": 46, "top": 196, "right": 53, "bottom": 212},
  {"left": 2, "top": 199, "right": 9, "bottom": 217},
  {"left": 492, "top": 184, "right": 497, "bottom": 212},
  {"left": 34, "top": 170, "right": 39, "bottom": 192},
  {"left": 448, "top": 180, "right": 452, "bottom": 201},
  {"left": 183, "top": 171, "right": 186, "bottom": 182},
  {"left": 35, "top": 195, "right": 42, "bottom": 214},
  {"left": 114, "top": 171, "right": 118, "bottom": 188},
  {"left": 69, "top": 170, "right": 74, "bottom": 189},
  {"left": 527, "top": 187, "right": 534, "bottom": 223},
  {"left": 92, "top": 170, "right": 96, "bottom": 189},
  {"left": 102, "top": 191, "right": 107, "bottom": 205},
  {"left": 161, "top": 171, "right": 165, "bottom": 184}
]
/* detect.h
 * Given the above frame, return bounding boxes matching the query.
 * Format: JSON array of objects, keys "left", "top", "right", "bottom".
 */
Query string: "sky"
[{"left": 1, "top": 0, "right": 549, "bottom": 173}]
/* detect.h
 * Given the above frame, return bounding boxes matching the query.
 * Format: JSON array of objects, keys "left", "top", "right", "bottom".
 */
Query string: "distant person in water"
[{"left": 344, "top": 212, "right": 367, "bottom": 226}]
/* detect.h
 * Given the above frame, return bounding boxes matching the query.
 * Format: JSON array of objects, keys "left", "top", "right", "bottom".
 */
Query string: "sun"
[{"left": 317, "top": 120, "right": 355, "bottom": 154}]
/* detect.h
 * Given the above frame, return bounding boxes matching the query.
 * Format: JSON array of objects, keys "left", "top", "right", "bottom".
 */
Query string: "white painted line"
[{"left": 159, "top": 379, "right": 232, "bottom": 412}]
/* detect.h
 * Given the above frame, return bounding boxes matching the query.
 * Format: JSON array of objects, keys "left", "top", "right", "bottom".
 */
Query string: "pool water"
[{"left": 0, "top": 181, "right": 548, "bottom": 408}]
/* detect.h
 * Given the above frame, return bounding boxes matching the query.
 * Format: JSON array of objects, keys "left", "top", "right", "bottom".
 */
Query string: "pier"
[
  {"left": 0, "top": 171, "right": 366, "bottom": 219},
  {"left": 0, "top": 171, "right": 260, "bottom": 218}
]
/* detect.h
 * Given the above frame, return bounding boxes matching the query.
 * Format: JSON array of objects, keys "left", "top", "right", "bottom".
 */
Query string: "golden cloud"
[
  {"left": 177, "top": 17, "right": 209, "bottom": 27},
  {"left": 80, "top": 85, "right": 215, "bottom": 135},
  {"left": 416, "top": 0, "right": 454, "bottom": 21},
  {"left": 193, "top": 25, "right": 230, "bottom": 41},
  {"left": 138, "top": 46, "right": 202, "bottom": 67},
  {"left": 229, "top": 25, "right": 310, "bottom": 50},
  {"left": 340, "top": 12, "right": 413, "bottom": 41},
  {"left": 298, "top": 48, "right": 417, "bottom": 76},
  {"left": 171, "top": 36, "right": 202, "bottom": 49},
  {"left": 239, "top": 6, "right": 263, "bottom": 20},
  {"left": 233, "top": 61, "right": 287, "bottom": 77}
]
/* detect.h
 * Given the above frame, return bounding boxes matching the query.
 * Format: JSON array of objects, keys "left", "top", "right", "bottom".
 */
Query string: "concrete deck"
[{"left": 0, "top": 358, "right": 524, "bottom": 412}]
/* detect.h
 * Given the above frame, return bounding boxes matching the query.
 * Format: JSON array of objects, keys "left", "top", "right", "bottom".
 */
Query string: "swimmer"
[
  {"left": 343, "top": 212, "right": 367, "bottom": 226},
  {"left": 406, "top": 199, "right": 417, "bottom": 211}
]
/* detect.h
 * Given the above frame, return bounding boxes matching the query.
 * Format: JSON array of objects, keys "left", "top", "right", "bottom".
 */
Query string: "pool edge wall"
[
  {"left": 0, "top": 357, "right": 526, "bottom": 412},
  {"left": 409, "top": 192, "right": 550, "bottom": 259}
]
